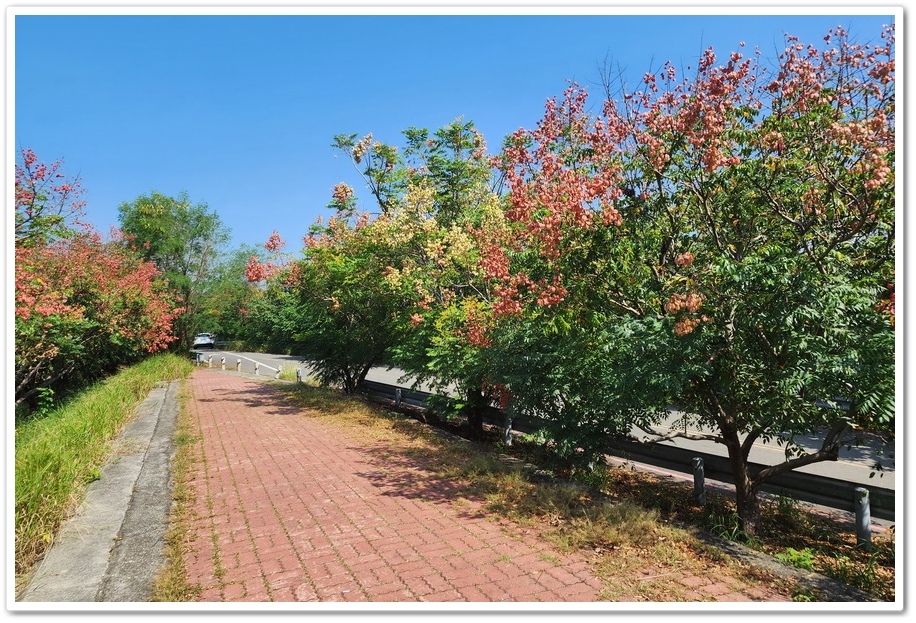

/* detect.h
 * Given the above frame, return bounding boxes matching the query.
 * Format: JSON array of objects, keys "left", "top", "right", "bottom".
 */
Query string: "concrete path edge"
[{"left": 15, "top": 380, "right": 179, "bottom": 605}]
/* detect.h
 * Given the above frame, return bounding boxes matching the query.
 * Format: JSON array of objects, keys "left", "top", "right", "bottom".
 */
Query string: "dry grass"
[
  {"left": 269, "top": 383, "right": 803, "bottom": 602},
  {"left": 150, "top": 381, "right": 204, "bottom": 602},
  {"left": 555, "top": 457, "right": 896, "bottom": 602}
]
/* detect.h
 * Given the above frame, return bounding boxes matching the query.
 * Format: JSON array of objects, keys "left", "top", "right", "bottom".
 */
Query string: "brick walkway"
[{"left": 181, "top": 369, "right": 791, "bottom": 604}]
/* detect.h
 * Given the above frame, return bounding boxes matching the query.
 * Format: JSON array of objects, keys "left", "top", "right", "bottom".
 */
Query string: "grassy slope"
[{"left": 14, "top": 353, "right": 194, "bottom": 586}]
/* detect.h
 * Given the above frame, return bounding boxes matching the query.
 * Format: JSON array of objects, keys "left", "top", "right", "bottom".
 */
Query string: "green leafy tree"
[
  {"left": 194, "top": 244, "right": 267, "bottom": 346},
  {"left": 118, "top": 191, "right": 230, "bottom": 349},
  {"left": 330, "top": 121, "right": 507, "bottom": 436},
  {"left": 486, "top": 26, "right": 895, "bottom": 534},
  {"left": 285, "top": 215, "right": 408, "bottom": 392},
  {"left": 247, "top": 121, "right": 504, "bottom": 424}
]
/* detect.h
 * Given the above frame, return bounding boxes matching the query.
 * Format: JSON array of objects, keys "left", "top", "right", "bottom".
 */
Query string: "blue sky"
[{"left": 12, "top": 6, "right": 896, "bottom": 253}]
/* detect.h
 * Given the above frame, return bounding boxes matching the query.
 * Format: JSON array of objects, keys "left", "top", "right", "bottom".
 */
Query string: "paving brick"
[
  {"left": 703, "top": 582, "right": 734, "bottom": 597},
  {"left": 456, "top": 584, "right": 490, "bottom": 601},
  {"left": 389, "top": 559, "right": 432, "bottom": 580},
  {"left": 679, "top": 574, "right": 712, "bottom": 588},
  {"left": 220, "top": 582, "right": 246, "bottom": 600},
  {"left": 420, "top": 588, "right": 464, "bottom": 602},
  {"left": 477, "top": 581, "right": 514, "bottom": 601},
  {"left": 718, "top": 592, "right": 753, "bottom": 601},
  {"left": 365, "top": 582, "right": 414, "bottom": 601},
  {"left": 293, "top": 582, "right": 318, "bottom": 601},
  {"left": 198, "top": 586, "right": 223, "bottom": 601},
  {"left": 418, "top": 572, "right": 452, "bottom": 594},
  {"left": 180, "top": 370, "right": 790, "bottom": 604},
  {"left": 347, "top": 553, "right": 387, "bottom": 574}
]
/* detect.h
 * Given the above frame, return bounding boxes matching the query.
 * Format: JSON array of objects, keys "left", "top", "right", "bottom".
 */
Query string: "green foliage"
[
  {"left": 823, "top": 539, "right": 893, "bottom": 595},
  {"left": 261, "top": 120, "right": 503, "bottom": 410},
  {"left": 118, "top": 191, "right": 230, "bottom": 348},
  {"left": 707, "top": 511, "right": 761, "bottom": 548},
  {"left": 195, "top": 244, "right": 266, "bottom": 344},
  {"left": 792, "top": 588, "right": 816, "bottom": 602},
  {"left": 401, "top": 119, "right": 495, "bottom": 225},
  {"left": 775, "top": 547, "right": 817, "bottom": 571},
  {"left": 295, "top": 217, "right": 409, "bottom": 392}
]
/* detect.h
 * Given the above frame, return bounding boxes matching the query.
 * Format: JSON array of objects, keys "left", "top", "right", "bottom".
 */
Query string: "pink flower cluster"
[
  {"left": 674, "top": 252, "right": 695, "bottom": 268},
  {"left": 664, "top": 292, "right": 711, "bottom": 337}
]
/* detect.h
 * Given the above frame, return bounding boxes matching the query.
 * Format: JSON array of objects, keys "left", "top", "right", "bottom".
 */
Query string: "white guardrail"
[{"left": 192, "top": 351, "right": 282, "bottom": 379}]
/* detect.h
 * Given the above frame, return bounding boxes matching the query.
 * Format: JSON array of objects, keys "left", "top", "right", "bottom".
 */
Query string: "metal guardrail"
[
  {"left": 360, "top": 379, "right": 895, "bottom": 521},
  {"left": 604, "top": 437, "right": 895, "bottom": 521},
  {"left": 362, "top": 380, "right": 434, "bottom": 408}
]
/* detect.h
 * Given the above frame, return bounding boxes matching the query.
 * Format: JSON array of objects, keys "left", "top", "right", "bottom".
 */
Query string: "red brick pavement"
[{"left": 181, "top": 369, "right": 791, "bottom": 604}]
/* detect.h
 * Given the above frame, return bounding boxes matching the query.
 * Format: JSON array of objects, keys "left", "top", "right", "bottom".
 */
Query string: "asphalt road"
[{"left": 197, "top": 350, "right": 895, "bottom": 492}]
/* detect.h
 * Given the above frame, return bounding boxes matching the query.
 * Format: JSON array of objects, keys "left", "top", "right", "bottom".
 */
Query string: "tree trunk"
[
  {"left": 720, "top": 424, "right": 763, "bottom": 537},
  {"left": 342, "top": 368, "right": 357, "bottom": 394},
  {"left": 464, "top": 389, "right": 487, "bottom": 440},
  {"left": 734, "top": 473, "right": 762, "bottom": 537}
]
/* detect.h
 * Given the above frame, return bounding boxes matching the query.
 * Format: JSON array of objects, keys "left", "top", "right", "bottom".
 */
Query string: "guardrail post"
[
  {"left": 395, "top": 388, "right": 402, "bottom": 408},
  {"left": 207, "top": 355, "right": 213, "bottom": 368},
  {"left": 220, "top": 357, "right": 226, "bottom": 371},
  {"left": 236, "top": 359, "right": 241, "bottom": 372},
  {"left": 275, "top": 365, "right": 281, "bottom": 380},
  {"left": 692, "top": 457, "right": 706, "bottom": 505},
  {"left": 296, "top": 368, "right": 302, "bottom": 384},
  {"left": 195, "top": 352, "right": 202, "bottom": 366},
  {"left": 254, "top": 362, "right": 259, "bottom": 376},
  {"left": 854, "top": 487, "right": 872, "bottom": 551}
]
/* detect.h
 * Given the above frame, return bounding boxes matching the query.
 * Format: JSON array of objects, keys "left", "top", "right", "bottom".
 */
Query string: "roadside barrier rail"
[{"left": 360, "top": 380, "right": 895, "bottom": 522}]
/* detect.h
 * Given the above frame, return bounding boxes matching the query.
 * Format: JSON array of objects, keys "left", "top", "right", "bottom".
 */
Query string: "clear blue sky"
[{"left": 12, "top": 6, "right": 895, "bottom": 253}]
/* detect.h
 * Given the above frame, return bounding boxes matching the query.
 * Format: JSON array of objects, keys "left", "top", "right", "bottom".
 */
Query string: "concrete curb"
[{"left": 17, "top": 380, "right": 179, "bottom": 604}]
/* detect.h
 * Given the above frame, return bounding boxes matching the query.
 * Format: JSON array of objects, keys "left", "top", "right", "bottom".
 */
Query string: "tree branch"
[
  {"left": 753, "top": 419, "right": 850, "bottom": 482},
  {"left": 632, "top": 422, "right": 722, "bottom": 444}
]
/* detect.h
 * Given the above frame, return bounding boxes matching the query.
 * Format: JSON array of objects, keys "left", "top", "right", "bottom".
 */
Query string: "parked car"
[{"left": 193, "top": 333, "right": 216, "bottom": 348}]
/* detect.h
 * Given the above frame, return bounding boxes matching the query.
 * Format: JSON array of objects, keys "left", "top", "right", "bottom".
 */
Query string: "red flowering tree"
[
  {"left": 14, "top": 150, "right": 180, "bottom": 413},
  {"left": 487, "top": 26, "right": 895, "bottom": 534},
  {"left": 14, "top": 148, "right": 87, "bottom": 247}
]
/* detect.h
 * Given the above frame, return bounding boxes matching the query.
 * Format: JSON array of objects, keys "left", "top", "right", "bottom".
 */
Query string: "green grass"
[
  {"left": 277, "top": 366, "right": 303, "bottom": 382},
  {"left": 14, "top": 353, "right": 194, "bottom": 587}
]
